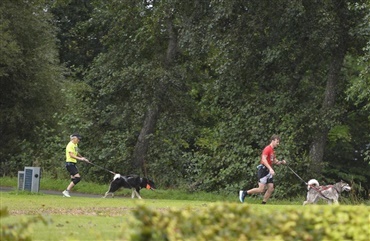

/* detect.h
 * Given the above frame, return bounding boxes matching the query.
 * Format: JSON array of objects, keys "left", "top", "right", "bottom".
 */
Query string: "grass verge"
[
  {"left": 0, "top": 176, "right": 300, "bottom": 203},
  {"left": 1, "top": 177, "right": 368, "bottom": 240},
  {"left": 1, "top": 191, "right": 297, "bottom": 241}
]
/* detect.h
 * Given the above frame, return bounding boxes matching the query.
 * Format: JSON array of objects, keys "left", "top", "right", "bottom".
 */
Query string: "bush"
[{"left": 126, "top": 203, "right": 369, "bottom": 241}]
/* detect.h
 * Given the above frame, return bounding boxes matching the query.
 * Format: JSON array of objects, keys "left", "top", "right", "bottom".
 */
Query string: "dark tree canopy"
[
  {"left": 0, "top": 0, "right": 65, "bottom": 171},
  {"left": 1, "top": 0, "right": 369, "bottom": 199}
]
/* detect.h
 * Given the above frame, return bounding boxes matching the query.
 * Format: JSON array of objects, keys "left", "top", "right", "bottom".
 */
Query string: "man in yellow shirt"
[{"left": 62, "top": 133, "right": 90, "bottom": 197}]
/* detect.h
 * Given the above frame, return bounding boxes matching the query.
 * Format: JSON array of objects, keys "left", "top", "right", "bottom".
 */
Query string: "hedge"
[{"left": 125, "top": 203, "right": 369, "bottom": 241}]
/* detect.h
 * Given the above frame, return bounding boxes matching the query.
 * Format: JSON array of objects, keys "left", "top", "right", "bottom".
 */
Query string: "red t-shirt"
[{"left": 261, "top": 145, "right": 275, "bottom": 166}]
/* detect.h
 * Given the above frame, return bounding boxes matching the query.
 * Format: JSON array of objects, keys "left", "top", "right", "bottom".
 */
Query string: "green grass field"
[
  {"left": 0, "top": 177, "right": 292, "bottom": 240},
  {"left": 1, "top": 177, "right": 368, "bottom": 240},
  {"left": 1, "top": 192, "right": 219, "bottom": 240},
  {"left": 1, "top": 192, "right": 302, "bottom": 241}
]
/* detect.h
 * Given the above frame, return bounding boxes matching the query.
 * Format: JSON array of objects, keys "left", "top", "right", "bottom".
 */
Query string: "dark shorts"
[
  {"left": 257, "top": 165, "right": 273, "bottom": 184},
  {"left": 65, "top": 162, "right": 79, "bottom": 176}
]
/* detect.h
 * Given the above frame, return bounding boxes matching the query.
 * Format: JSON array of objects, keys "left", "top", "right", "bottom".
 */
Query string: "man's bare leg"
[
  {"left": 247, "top": 182, "right": 266, "bottom": 194},
  {"left": 262, "top": 183, "right": 274, "bottom": 203}
]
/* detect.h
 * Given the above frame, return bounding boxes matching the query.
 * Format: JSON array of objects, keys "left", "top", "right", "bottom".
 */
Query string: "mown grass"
[
  {"left": 0, "top": 191, "right": 272, "bottom": 241},
  {"left": 1, "top": 191, "right": 295, "bottom": 241},
  {"left": 0, "top": 176, "right": 303, "bottom": 204},
  {"left": 0, "top": 177, "right": 298, "bottom": 240},
  {"left": 1, "top": 177, "right": 368, "bottom": 240}
]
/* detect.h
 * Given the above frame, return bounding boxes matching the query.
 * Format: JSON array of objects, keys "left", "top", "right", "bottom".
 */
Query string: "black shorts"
[
  {"left": 257, "top": 165, "right": 273, "bottom": 184},
  {"left": 65, "top": 162, "right": 79, "bottom": 176}
]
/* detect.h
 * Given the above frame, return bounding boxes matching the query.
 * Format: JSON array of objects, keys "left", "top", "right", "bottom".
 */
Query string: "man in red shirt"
[{"left": 239, "top": 135, "right": 286, "bottom": 204}]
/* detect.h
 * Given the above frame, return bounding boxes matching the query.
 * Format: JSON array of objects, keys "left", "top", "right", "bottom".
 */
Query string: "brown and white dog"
[
  {"left": 303, "top": 179, "right": 351, "bottom": 205},
  {"left": 103, "top": 174, "right": 155, "bottom": 199}
]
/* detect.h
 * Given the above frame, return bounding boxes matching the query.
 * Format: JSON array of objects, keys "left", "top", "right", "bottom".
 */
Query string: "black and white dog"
[
  {"left": 303, "top": 179, "right": 351, "bottom": 205},
  {"left": 103, "top": 174, "right": 155, "bottom": 199}
]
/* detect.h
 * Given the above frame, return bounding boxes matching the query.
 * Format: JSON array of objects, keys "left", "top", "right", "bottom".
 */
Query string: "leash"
[
  {"left": 285, "top": 164, "right": 308, "bottom": 185},
  {"left": 88, "top": 162, "right": 116, "bottom": 175},
  {"left": 285, "top": 163, "right": 332, "bottom": 201}
]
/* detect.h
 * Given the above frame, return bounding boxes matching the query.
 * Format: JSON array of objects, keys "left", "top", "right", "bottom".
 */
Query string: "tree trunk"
[
  {"left": 131, "top": 13, "right": 177, "bottom": 173},
  {"left": 309, "top": 48, "right": 347, "bottom": 175},
  {"left": 308, "top": 3, "right": 348, "bottom": 176},
  {"left": 132, "top": 105, "right": 159, "bottom": 171}
]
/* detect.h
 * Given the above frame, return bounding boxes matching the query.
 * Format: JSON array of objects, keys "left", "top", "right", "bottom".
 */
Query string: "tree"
[
  {"left": 45, "top": 0, "right": 369, "bottom": 197},
  {"left": 50, "top": 0, "right": 104, "bottom": 79},
  {"left": 307, "top": 0, "right": 369, "bottom": 176},
  {"left": 173, "top": 0, "right": 370, "bottom": 194},
  {"left": 0, "top": 0, "right": 65, "bottom": 174},
  {"left": 80, "top": 0, "right": 198, "bottom": 178}
]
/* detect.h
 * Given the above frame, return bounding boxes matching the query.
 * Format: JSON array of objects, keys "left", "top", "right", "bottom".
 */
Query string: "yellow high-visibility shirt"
[{"left": 66, "top": 141, "right": 78, "bottom": 163}]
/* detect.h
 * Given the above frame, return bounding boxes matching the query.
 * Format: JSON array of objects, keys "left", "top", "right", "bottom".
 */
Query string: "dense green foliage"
[
  {"left": 0, "top": 0, "right": 369, "bottom": 200},
  {"left": 128, "top": 203, "right": 370, "bottom": 241},
  {"left": 0, "top": 0, "right": 66, "bottom": 174}
]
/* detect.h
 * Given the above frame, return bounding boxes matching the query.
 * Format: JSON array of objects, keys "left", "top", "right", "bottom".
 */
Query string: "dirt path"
[{"left": 0, "top": 186, "right": 104, "bottom": 198}]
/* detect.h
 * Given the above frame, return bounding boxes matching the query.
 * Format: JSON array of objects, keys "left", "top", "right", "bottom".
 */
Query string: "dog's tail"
[{"left": 307, "top": 179, "right": 319, "bottom": 190}]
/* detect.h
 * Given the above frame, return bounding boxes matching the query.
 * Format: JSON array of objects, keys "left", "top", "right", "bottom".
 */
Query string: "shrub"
[{"left": 125, "top": 203, "right": 369, "bottom": 241}]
